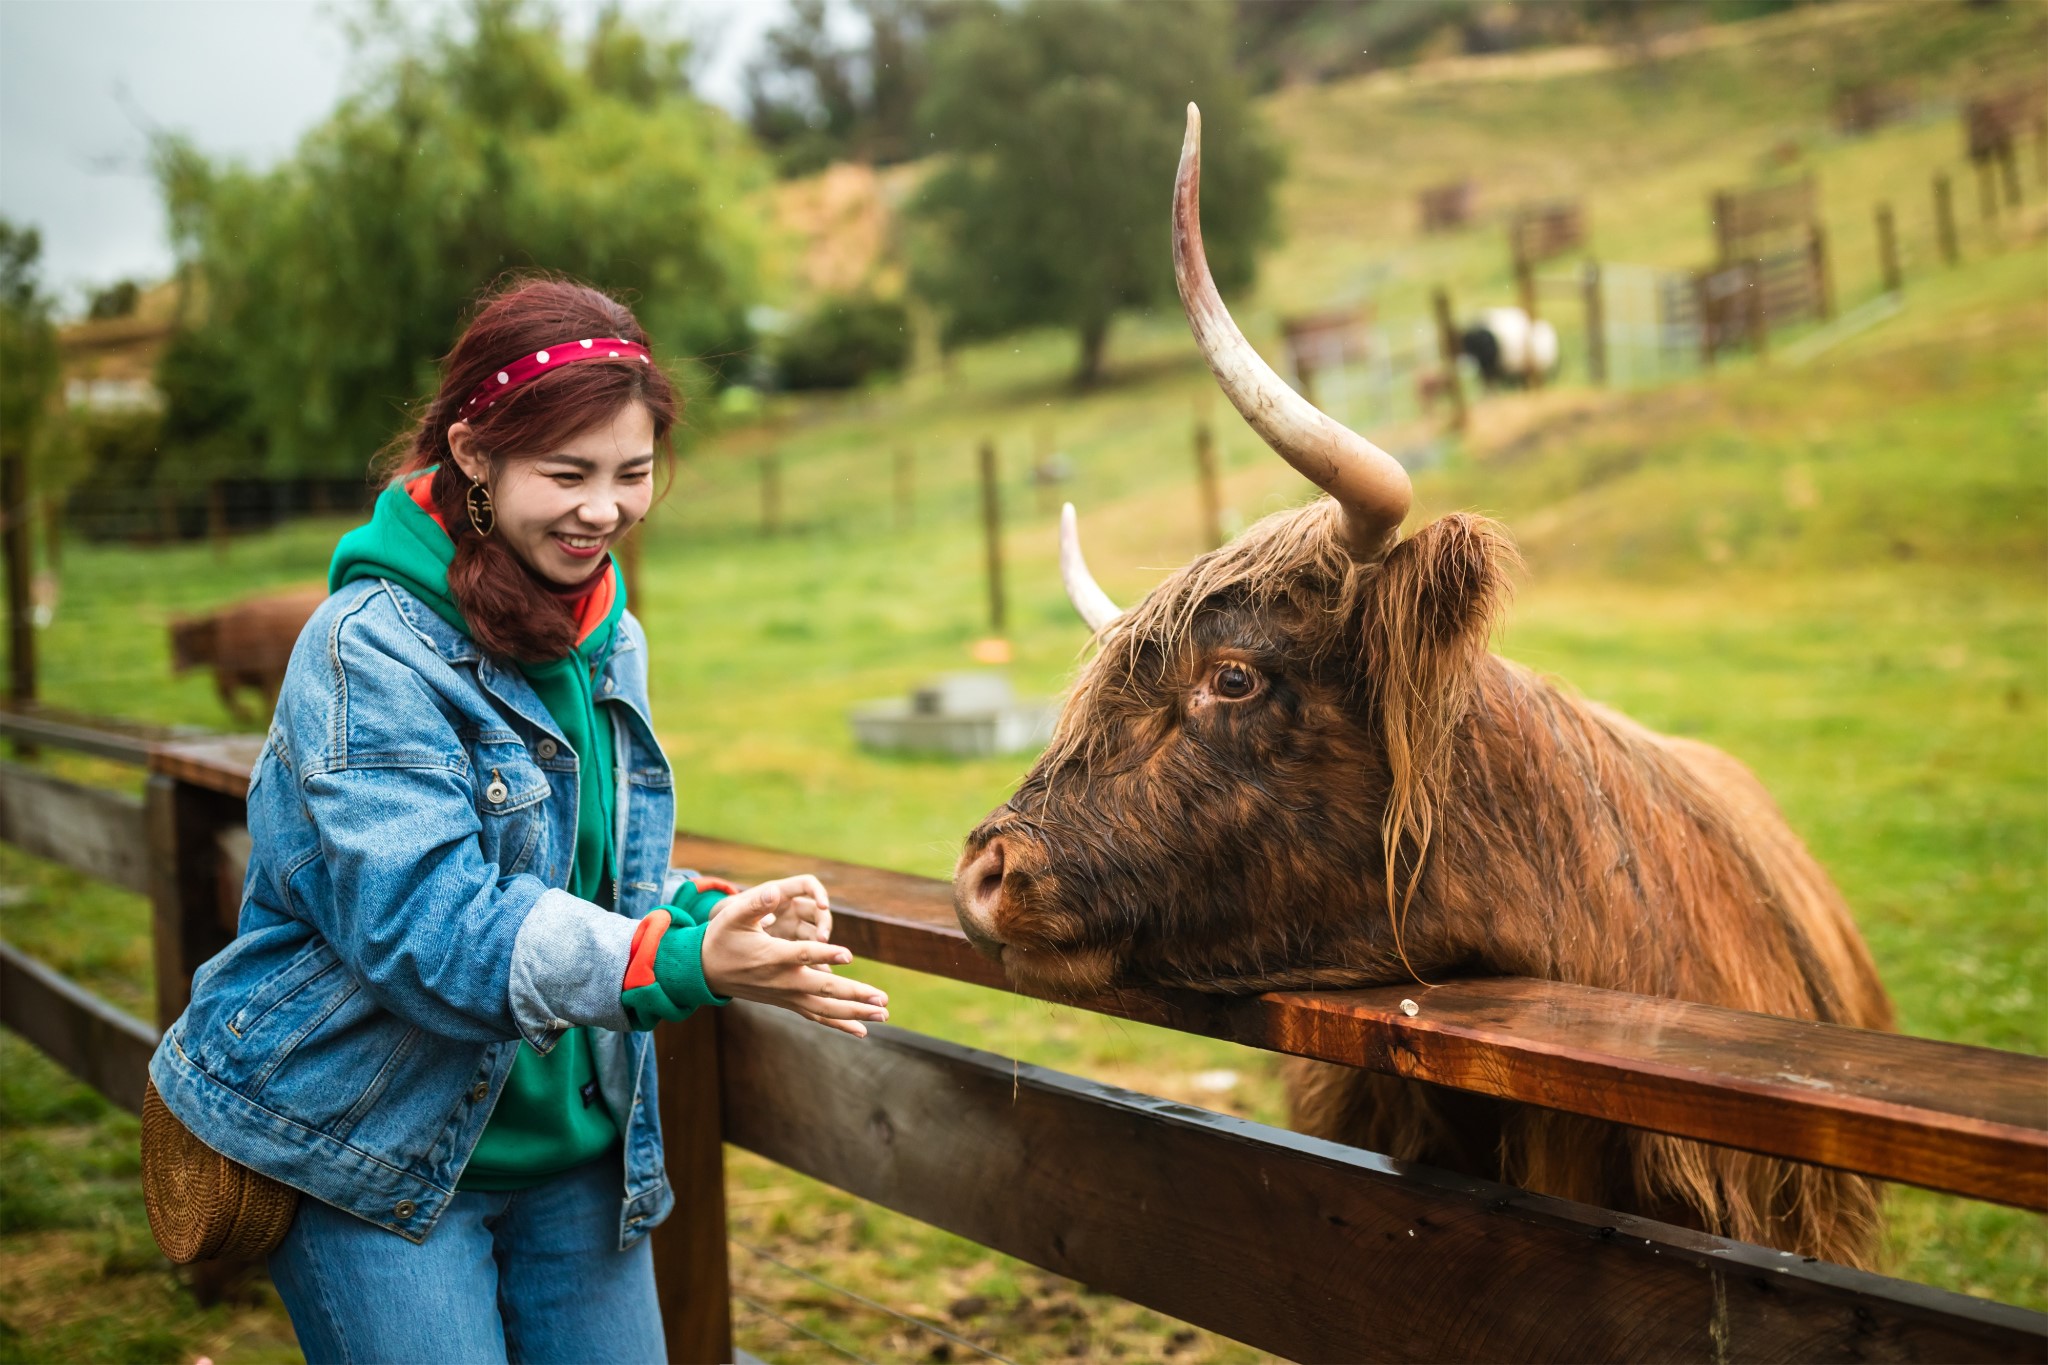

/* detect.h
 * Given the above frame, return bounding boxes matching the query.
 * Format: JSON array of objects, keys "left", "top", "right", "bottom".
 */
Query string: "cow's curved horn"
[
  {"left": 1173, "top": 103, "right": 1411, "bottom": 563},
  {"left": 1060, "top": 503, "right": 1122, "bottom": 633}
]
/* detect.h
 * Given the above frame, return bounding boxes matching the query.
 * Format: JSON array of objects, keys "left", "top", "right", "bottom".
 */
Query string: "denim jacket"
[{"left": 149, "top": 575, "right": 682, "bottom": 1248}]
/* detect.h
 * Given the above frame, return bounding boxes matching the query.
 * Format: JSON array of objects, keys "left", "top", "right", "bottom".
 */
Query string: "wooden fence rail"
[
  {"left": 0, "top": 726, "right": 2043, "bottom": 1363},
  {"left": 727, "top": 1003, "right": 2044, "bottom": 1364}
]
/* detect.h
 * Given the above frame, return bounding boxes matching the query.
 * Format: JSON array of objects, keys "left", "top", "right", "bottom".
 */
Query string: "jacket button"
[
  {"left": 394, "top": 1200, "right": 417, "bottom": 1219},
  {"left": 472, "top": 1081, "right": 490, "bottom": 1102},
  {"left": 536, "top": 739, "right": 558, "bottom": 760},
  {"left": 485, "top": 780, "right": 508, "bottom": 804}
]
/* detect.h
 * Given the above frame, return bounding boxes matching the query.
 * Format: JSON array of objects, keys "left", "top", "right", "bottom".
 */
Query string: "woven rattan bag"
[{"left": 141, "top": 1080, "right": 299, "bottom": 1263}]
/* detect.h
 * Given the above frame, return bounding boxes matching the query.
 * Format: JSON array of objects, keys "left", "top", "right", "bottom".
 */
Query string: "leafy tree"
[
  {"left": 157, "top": 0, "right": 766, "bottom": 480},
  {"left": 909, "top": 2, "right": 1281, "bottom": 386}
]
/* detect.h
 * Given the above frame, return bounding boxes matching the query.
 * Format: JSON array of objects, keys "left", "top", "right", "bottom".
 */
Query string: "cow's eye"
[{"left": 1213, "top": 662, "right": 1260, "bottom": 700}]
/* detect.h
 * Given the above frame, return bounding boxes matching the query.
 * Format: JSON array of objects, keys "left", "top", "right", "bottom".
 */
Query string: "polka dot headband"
[{"left": 455, "top": 337, "right": 653, "bottom": 422}]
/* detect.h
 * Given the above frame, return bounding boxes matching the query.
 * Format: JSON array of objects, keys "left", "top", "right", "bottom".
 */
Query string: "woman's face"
[{"left": 449, "top": 402, "right": 656, "bottom": 588}]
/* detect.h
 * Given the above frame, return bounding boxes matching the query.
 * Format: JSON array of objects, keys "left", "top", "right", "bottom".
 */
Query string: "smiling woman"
[{"left": 144, "top": 274, "right": 891, "bottom": 1364}]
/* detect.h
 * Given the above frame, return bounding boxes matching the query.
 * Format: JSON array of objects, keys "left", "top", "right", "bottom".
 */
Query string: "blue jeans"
[{"left": 268, "top": 1153, "right": 665, "bottom": 1364}]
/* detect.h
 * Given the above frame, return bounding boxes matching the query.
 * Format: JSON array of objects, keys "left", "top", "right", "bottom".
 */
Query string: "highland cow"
[{"left": 954, "top": 106, "right": 1891, "bottom": 1268}]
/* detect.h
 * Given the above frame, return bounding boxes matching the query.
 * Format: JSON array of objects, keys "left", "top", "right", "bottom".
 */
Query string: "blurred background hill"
[{"left": 0, "top": 1, "right": 2043, "bottom": 1359}]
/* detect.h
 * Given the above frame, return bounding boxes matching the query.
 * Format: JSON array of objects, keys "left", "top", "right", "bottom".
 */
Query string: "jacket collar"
[{"left": 375, "top": 578, "right": 650, "bottom": 746}]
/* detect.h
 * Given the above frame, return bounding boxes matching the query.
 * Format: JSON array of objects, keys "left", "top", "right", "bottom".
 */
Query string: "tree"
[
  {"left": 909, "top": 2, "right": 1282, "bottom": 386},
  {"left": 156, "top": 0, "right": 767, "bottom": 480}
]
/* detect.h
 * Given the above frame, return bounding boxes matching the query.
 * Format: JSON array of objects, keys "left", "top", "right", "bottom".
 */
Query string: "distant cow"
[
  {"left": 1461, "top": 306, "right": 1557, "bottom": 388},
  {"left": 169, "top": 588, "right": 325, "bottom": 725}
]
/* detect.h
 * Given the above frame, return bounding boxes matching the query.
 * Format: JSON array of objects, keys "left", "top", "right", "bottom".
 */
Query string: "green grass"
[{"left": 3, "top": 3, "right": 2044, "bottom": 1358}]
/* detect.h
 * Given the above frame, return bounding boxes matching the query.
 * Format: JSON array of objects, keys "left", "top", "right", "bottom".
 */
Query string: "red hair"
[{"left": 383, "top": 276, "right": 678, "bottom": 661}]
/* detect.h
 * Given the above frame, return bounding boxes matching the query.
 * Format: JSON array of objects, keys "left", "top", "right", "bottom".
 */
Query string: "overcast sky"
[{"left": 0, "top": 0, "right": 787, "bottom": 312}]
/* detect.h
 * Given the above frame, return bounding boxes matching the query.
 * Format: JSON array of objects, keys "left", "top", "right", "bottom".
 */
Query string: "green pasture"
[{"left": 3, "top": 4, "right": 2044, "bottom": 1359}]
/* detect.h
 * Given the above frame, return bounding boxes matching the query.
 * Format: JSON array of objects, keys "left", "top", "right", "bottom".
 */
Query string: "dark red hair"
[{"left": 384, "top": 276, "right": 678, "bottom": 661}]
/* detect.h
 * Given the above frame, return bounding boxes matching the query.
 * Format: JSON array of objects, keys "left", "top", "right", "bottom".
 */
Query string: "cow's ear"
[{"left": 1362, "top": 513, "right": 1515, "bottom": 676}]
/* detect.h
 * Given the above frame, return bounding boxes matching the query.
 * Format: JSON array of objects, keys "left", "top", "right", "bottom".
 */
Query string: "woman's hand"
[{"left": 699, "top": 876, "right": 888, "bottom": 1037}]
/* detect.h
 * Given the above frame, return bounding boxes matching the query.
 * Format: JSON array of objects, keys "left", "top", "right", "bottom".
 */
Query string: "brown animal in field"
[
  {"left": 953, "top": 106, "right": 1892, "bottom": 1269},
  {"left": 169, "top": 588, "right": 326, "bottom": 725}
]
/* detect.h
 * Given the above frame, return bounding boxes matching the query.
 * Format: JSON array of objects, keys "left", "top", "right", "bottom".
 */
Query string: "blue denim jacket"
[{"left": 149, "top": 576, "right": 682, "bottom": 1248}]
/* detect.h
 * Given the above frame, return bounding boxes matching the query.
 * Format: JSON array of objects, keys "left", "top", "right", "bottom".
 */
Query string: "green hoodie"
[{"left": 330, "top": 473, "right": 625, "bottom": 1189}]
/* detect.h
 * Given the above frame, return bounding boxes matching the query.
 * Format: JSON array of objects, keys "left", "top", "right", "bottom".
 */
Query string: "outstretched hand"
[{"left": 699, "top": 875, "right": 888, "bottom": 1037}]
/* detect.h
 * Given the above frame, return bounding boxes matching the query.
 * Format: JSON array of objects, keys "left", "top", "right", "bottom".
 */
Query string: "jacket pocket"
[
  {"left": 470, "top": 743, "right": 550, "bottom": 880},
  {"left": 226, "top": 939, "right": 342, "bottom": 1041}
]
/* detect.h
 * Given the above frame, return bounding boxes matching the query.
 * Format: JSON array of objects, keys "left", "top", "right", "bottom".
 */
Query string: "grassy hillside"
[{"left": 2, "top": 4, "right": 2042, "bottom": 1359}]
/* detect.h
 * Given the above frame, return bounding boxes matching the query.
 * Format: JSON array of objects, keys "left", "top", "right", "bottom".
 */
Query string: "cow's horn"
[
  {"left": 1060, "top": 503, "right": 1122, "bottom": 633},
  {"left": 1173, "top": 103, "right": 1411, "bottom": 563}
]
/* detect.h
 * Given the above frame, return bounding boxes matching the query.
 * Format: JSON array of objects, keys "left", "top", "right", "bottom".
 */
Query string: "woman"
[{"left": 146, "top": 278, "right": 890, "bottom": 1362}]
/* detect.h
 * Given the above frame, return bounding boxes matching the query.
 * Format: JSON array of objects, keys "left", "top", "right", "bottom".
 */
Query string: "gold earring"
[{"left": 466, "top": 478, "right": 496, "bottom": 537}]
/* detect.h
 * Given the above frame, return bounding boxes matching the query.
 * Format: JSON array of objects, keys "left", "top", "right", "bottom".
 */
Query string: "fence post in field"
[
  {"left": 979, "top": 440, "right": 1005, "bottom": 634},
  {"left": 3, "top": 456, "right": 34, "bottom": 708},
  {"left": 1745, "top": 261, "right": 1769, "bottom": 359},
  {"left": 1999, "top": 144, "right": 2023, "bottom": 209},
  {"left": 1934, "top": 173, "right": 1959, "bottom": 266},
  {"left": 1193, "top": 419, "right": 1223, "bottom": 551},
  {"left": 1430, "top": 288, "right": 1467, "bottom": 432},
  {"left": 1977, "top": 159, "right": 1999, "bottom": 224},
  {"left": 759, "top": 454, "right": 781, "bottom": 537},
  {"left": 1809, "top": 223, "right": 1834, "bottom": 322},
  {"left": 1875, "top": 202, "right": 1902, "bottom": 296},
  {"left": 652, "top": 1011, "right": 733, "bottom": 1364},
  {"left": 894, "top": 448, "right": 914, "bottom": 532},
  {"left": 1582, "top": 261, "right": 1607, "bottom": 386}
]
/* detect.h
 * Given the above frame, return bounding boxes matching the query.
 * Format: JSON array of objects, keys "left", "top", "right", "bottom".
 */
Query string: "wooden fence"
[{"left": 1, "top": 710, "right": 2045, "bottom": 1363}]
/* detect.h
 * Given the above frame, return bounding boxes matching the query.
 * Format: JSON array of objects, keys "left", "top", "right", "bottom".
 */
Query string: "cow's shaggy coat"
[{"left": 963, "top": 498, "right": 1891, "bottom": 1267}]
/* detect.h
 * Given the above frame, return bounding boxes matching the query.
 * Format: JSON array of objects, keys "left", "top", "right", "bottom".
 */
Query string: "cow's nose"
[{"left": 954, "top": 838, "right": 1007, "bottom": 955}]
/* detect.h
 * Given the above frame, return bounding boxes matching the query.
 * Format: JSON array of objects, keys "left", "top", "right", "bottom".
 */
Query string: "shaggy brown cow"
[
  {"left": 169, "top": 588, "right": 326, "bottom": 725},
  {"left": 954, "top": 106, "right": 1892, "bottom": 1268}
]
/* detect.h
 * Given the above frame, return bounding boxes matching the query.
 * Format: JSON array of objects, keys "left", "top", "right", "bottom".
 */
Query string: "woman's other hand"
[{"left": 700, "top": 876, "right": 887, "bottom": 1037}]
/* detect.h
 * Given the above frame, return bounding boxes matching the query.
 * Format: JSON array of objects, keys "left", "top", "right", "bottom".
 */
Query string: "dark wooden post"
[
  {"left": 893, "top": 448, "right": 914, "bottom": 532},
  {"left": 1745, "top": 261, "right": 1769, "bottom": 359},
  {"left": 3, "top": 456, "right": 34, "bottom": 708},
  {"left": 759, "top": 454, "right": 781, "bottom": 537},
  {"left": 1430, "top": 288, "right": 1467, "bottom": 431},
  {"left": 1582, "top": 261, "right": 1607, "bottom": 386},
  {"left": 651, "top": 1010, "right": 732, "bottom": 1364},
  {"left": 1999, "top": 145, "right": 2022, "bottom": 209},
  {"left": 1934, "top": 173, "right": 1959, "bottom": 266},
  {"left": 1192, "top": 420, "right": 1223, "bottom": 551},
  {"left": 1695, "top": 273, "right": 1716, "bottom": 370},
  {"left": 978, "top": 440, "right": 1005, "bottom": 634},
  {"left": 1711, "top": 190, "right": 1735, "bottom": 265},
  {"left": 1977, "top": 159, "right": 1999, "bottom": 223},
  {"left": 1809, "top": 223, "right": 1834, "bottom": 321},
  {"left": 143, "top": 771, "right": 244, "bottom": 1030},
  {"left": 1875, "top": 202, "right": 1901, "bottom": 295}
]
